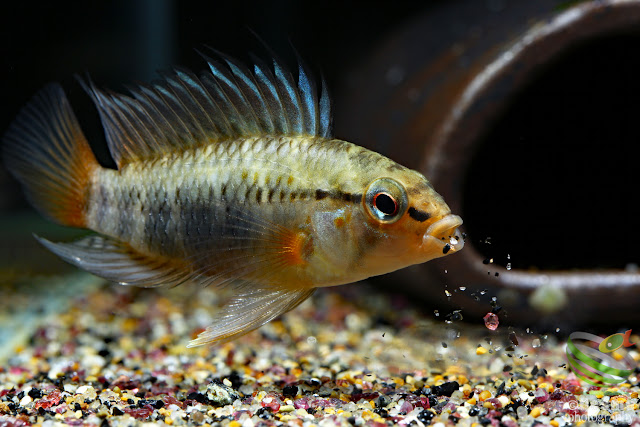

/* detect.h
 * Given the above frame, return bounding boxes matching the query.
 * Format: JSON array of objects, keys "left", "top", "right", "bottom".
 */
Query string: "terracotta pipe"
[{"left": 336, "top": 0, "right": 640, "bottom": 328}]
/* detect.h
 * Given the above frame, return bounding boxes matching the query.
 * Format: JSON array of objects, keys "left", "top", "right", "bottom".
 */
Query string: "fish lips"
[{"left": 422, "top": 214, "right": 465, "bottom": 255}]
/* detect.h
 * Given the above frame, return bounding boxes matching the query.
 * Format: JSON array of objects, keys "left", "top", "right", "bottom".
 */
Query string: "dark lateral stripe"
[
  {"left": 338, "top": 191, "right": 362, "bottom": 203},
  {"left": 345, "top": 193, "right": 362, "bottom": 203},
  {"left": 314, "top": 189, "right": 362, "bottom": 204},
  {"left": 408, "top": 207, "right": 431, "bottom": 222},
  {"left": 315, "top": 189, "right": 329, "bottom": 200}
]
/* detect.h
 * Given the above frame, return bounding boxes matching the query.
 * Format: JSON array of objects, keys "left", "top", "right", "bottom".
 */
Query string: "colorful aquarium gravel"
[{"left": 1, "top": 273, "right": 639, "bottom": 426}]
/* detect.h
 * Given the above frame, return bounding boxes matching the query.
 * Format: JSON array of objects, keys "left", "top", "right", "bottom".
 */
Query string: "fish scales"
[
  {"left": 3, "top": 48, "right": 464, "bottom": 345},
  {"left": 88, "top": 136, "right": 395, "bottom": 286}
]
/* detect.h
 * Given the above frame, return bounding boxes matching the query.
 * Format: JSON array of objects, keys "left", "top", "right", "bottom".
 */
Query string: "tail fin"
[{"left": 2, "top": 84, "right": 99, "bottom": 228}]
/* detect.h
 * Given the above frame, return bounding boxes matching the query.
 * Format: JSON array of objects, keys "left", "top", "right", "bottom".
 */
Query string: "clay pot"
[{"left": 336, "top": 0, "right": 640, "bottom": 328}]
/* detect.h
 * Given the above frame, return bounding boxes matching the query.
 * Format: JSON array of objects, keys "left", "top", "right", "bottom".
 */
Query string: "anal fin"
[
  {"left": 35, "top": 234, "right": 191, "bottom": 288},
  {"left": 187, "top": 286, "right": 315, "bottom": 347}
]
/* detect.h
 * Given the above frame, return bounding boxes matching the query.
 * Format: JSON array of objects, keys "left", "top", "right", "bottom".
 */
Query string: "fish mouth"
[{"left": 422, "top": 214, "right": 465, "bottom": 255}]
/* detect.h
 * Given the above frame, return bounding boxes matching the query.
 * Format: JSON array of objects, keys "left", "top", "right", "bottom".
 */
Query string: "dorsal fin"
[{"left": 79, "top": 50, "right": 332, "bottom": 168}]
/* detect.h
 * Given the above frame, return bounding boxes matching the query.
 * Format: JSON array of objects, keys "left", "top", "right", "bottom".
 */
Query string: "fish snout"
[{"left": 422, "top": 214, "right": 464, "bottom": 255}]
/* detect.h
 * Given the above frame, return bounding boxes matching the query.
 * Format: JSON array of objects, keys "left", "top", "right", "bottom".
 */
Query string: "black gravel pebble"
[
  {"left": 256, "top": 407, "right": 272, "bottom": 419},
  {"left": 376, "top": 394, "right": 391, "bottom": 408},
  {"left": 28, "top": 388, "right": 43, "bottom": 399},
  {"left": 374, "top": 408, "right": 389, "bottom": 418},
  {"left": 418, "top": 409, "right": 434, "bottom": 423},
  {"left": 150, "top": 399, "right": 164, "bottom": 409},
  {"left": 227, "top": 371, "right": 243, "bottom": 389},
  {"left": 428, "top": 396, "right": 437, "bottom": 408},
  {"left": 187, "top": 391, "right": 208, "bottom": 404},
  {"left": 305, "top": 378, "right": 322, "bottom": 387},
  {"left": 430, "top": 381, "right": 460, "bottom": 397},
  {"left": 282, "top": 384, "right": 298, "bottom": 398}
]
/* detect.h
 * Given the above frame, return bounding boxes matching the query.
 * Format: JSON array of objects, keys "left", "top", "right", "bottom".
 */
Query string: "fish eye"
[
  {"left": 365, "top": 178, "right": 408, "bottom": 223},
  {"left": 373, "top": 193, "right": 398, "bottom": 216}
]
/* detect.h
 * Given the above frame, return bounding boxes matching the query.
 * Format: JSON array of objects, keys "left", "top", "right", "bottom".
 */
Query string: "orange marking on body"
[
  {"left": 334, "top": 217, "right": 345, "bottom": 228},
  {"left": 287, "top": 175, "right": 294, "bottom": 185},
  {"left": 281, "top": 230, "right": 313, "bottom": 266}
]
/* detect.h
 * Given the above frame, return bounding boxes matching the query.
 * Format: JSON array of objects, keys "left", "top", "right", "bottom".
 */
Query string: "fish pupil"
[{"left": 374, "top": 192, "right": 398, "bottom": 216}]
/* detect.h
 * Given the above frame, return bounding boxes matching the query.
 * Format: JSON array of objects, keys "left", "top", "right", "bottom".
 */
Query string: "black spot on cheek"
[{"left": 408, "top": 207, "right": 431, "bottom": 222}]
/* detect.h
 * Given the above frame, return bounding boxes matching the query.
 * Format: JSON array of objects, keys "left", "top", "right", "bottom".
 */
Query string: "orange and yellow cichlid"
[{"left": 2, "top": 50, "right": 464, "bottom": 346}]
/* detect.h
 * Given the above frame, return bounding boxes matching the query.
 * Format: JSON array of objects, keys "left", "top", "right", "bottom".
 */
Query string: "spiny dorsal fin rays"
[
  {"left": 202, "top": 55, "right": 262, "bottom": 135},
  {"left": 204, "top": 48, "right": 276, "bottom": 134},
  {"left": 250, "top": 54, "right": 290, "bottom": 134},
  {"left": 159, "top": 72, "right": 236, "bottom": 141},
  {"left": 79, "top": 49, "right": 333, "bottom": 168},
  {"left": 201, "top": 47, "right": 268, "bottom": 131},
  {"left": 296, "top": 53, "right": 319, "bottom": 136},
  {"left": 155, "top": 74, "right": 210, "bottom": 144},
  {"left": 169, "top": 68, "right": 225, "bottom": 137},
  {"left": 297, "top": 63, "right": 316, "bottom": 135},
  {"left": 319, "top": 76, "right": 333, "bottom": 138},
  {"left": 273, "top": 56, "right": 304, "bottom": 134}
]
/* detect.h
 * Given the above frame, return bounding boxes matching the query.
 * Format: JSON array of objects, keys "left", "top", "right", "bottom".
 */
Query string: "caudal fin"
[{"left": 3, "top": 84, "right": 99, "bottom": 228}]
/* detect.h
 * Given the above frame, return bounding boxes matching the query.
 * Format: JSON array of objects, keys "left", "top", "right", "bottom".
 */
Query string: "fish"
[{"left": 2, "top": 48, "right": 464, "bottom": 346}]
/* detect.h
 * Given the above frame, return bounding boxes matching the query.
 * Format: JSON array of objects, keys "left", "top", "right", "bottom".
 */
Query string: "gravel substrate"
[{"left": 1, "top": 272, "right": 639, "bottom": 426}]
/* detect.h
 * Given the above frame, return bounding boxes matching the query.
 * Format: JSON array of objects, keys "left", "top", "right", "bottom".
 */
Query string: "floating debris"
[
  {"left": 444, "top": 310, "right": 464, "bottom": 323},
  {"left": 509, "top": 331, "right": 519, "bottom": 346}
]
